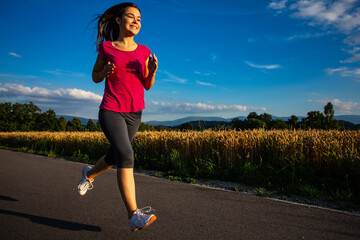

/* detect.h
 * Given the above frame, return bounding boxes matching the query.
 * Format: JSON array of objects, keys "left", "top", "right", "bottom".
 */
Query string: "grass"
[{"left": 254, "top": 187, "right": 272, "bottom": 197}]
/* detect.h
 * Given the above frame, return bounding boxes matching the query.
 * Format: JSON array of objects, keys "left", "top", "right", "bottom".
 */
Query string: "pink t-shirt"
[{"left": 97, "top": 41, "right": 151, "bottom": 113}]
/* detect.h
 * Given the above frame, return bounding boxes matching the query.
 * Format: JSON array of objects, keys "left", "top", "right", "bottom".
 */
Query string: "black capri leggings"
[{"left": 99, "top": 109, "right": 142, "bottom": 168}]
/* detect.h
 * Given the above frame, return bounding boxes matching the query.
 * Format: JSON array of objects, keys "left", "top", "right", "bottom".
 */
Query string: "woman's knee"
[{"left": 118, "top": 148, "right": 134, "bottom": 168}]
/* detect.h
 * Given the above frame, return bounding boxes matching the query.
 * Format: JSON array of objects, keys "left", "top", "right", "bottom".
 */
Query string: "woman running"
[{"left": 77, "top": 2, "right": 158, "bottom": 231}]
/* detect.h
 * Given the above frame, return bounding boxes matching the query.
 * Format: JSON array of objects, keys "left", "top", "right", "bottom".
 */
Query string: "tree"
[
  {"left": 66, "top": 121, "right": 73, "bottom": 131},
  {"left": 58, "top": 117, "right": 67, "bottom": 131},
  {"left": 70, "top": 117, "right": 83, "bottom": 131},
  {"left": 34, "top": 112, "right": 51, "bottom": 131},
  {"left": 299, "top": 118, "right": 308, "bottom": 130},
  {"left": 86, "top": 119, "right": 98, "bottom": 131},
  {"left": 247, "top": 112, "right": 259, "bottom": 120},
  {"left": 96, "top": 119, "right": 102, "bottom": 131},
  {"left": 305, "top": 111, "right": 324, "bottom": 129},
  {"left": 269, "top": 119, "right": 288, "bottom": 130},
  {"left": 246, "top": 118, "right": 266, "bottom": 129},
  {"left": 0, "top": 102, "right": 41, "bottom": 131},
  {"left": 45, "top": 109, "right": 58, "bottom": 131},
  {"left": 180, "top": 122, "right": 194, "bottom": 131},
  {"left": 287, "top": 115, "right": 298, "bottom": 129},
  {"left": 231, "top": 118, "right": 244, "bottom": 130},
  {"left": 138, "top": 122, "right": 155, "bottom": 131},
  {"left": 0, "top": 102, "right": 15, "bottom": 131},
  {"left": 259, "top": 113, "right": 272, "bottom": 128},
  {"left": 11, "top": 102, "right": 28, "bottom": 131},
  {"left": 324, "top": 102, "right": 339, "bottom": 130},
  {"left": 23, "top": 102, "right": 41, "bottom": 131}
]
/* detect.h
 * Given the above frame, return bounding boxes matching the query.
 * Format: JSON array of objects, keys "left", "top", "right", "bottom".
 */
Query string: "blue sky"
[{"left": 1, "top": 0, "right": 359, "bottom": 122}]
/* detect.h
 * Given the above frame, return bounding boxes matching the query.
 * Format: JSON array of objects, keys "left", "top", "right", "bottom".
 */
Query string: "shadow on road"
[
  {"left": 0, "top": 195, "right": 18, "bottom": 202},
  {"left": 0, "top": 209, "right": 102, "bottom": 232}
]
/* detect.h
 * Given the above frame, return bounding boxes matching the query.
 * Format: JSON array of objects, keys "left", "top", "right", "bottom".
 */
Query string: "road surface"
[{"left": 0, "top": 149, "right": 359, "bottom": 239}]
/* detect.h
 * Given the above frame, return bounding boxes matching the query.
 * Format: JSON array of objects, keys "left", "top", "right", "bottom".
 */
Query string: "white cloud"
[
  {"left": 341, "top": 45, "right": 360, "bottom": 63},
  {"left": 268, "top": 0, "right": 288, "bottom": 10},
  {"left": 326, "top": 67, "right": 348, "bottom": 74},
  {"left": 8, "top": 52, "right": 21, "bottom": 58},
  {"left": 0, "top": 83, "right": 102, "bottom": 103},
  {"left": 196, "top": 80, "right": 215, "bottom": 87},
  {"left": 147, "top": 101, "right": 266, "bottom": 114},
  {"left": 245, "top": 61, "right": 281, "bottom": 69},
  {"left": 326, "top": 67, "right": 360, "bottom": 78},
  {"left": 285, "top": 32, "right": 325, "bottom": 41},
  {"left": 332, "top": 98, "right": 360, "bottom": 113},
  {"left": 270, "top": 0, "right": 360, "bottom": 62},
  {"left": 159, "top": 70, "right": 188, "bottom": 84},
  {"left": 342, "top": 68, "right": 360, "bottom": 77},
  {"left": 290, "top": 0, "right": 360, "bottom": 32},
  {"left": 194, "top": 71, "right": 214, "bottom": 76},
  {"left": 344, "top": 33, "right": 360, "bottom": 45},
  {"left": 309, "top": 98, "right": 360, "bottom": 113}
]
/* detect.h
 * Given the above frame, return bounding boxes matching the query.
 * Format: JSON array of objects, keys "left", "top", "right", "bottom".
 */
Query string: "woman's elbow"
[
  {"left": 145, "top": 82, "right": 154, "bottom": 91},
  {"left": 92, "top": 74, "right": 102, "bottom": 83}
]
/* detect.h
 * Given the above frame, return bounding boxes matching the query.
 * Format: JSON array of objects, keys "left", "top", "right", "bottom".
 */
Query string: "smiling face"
[{"left": 116, "top": 7, "right": 141, "bottom": 37}]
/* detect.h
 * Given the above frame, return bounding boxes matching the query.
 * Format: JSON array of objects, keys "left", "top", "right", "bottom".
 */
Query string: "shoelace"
[
  {"left": 134, "top": 206, "right": 155, "bottom": 217},
  {"left": 87, "top": 181, "right": 94, "bottom": 190},
  {"left": 86, "top": 176, "right": 94, "bottom": 190},
  {"left": 81, "top": 179, "right": 93, "bottom": 191}
]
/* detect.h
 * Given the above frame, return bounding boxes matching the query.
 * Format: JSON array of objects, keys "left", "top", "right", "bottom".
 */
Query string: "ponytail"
[{"left": 93, "top": 2, "right": 140, "bottom": 49}]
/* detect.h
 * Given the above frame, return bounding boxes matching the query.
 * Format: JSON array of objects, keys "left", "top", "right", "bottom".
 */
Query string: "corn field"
[{"left": 1, "top": 130, "right": 359, "bottom": 201}]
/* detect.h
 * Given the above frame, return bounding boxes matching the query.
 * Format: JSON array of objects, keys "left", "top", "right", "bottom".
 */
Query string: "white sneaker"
[
  {"left": 77, "top": 166, "right": 93, "bottom": 196},
  {"left": 129, "top": 207, "right": 157, "bottom": 231}
]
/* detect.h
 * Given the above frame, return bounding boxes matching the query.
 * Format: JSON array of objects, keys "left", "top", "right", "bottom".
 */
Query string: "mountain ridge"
[
  {"left": 56, "top": 114, "right": 360, "bottom": 126},
  {"left": 146, "top": 115, "right": 360, "bottom": 127},
  {"left": 56, "top": 115, "right": 98, "bottom": 125}
]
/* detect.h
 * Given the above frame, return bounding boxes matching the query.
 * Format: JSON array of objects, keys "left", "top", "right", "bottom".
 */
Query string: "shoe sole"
[
  {"left": 78, "top": 167, "right": 91, "bottom": 196},
  {"left": 132, "top": 215, "right": 157, "bottom": 231}
]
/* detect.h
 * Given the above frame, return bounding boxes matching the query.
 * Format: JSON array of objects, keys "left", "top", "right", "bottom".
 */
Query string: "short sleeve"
[
  {"left": 140, "top": 45, "right": 152, "bottom": 85},
  {"left": 97, "top": 42, "right": 106, "bottom": 60},
  {"left": 143, "top": 45, "right": 151, "bottom": 61}
]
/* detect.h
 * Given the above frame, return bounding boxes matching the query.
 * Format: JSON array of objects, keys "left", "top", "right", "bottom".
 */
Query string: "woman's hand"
[
  {"left": 92, "top": 55, "right": 114, "bottom": 83},
  {"left": 144, "top": 54, "right": 158, "bottom": 90},
  {"left": 147, "top": 53, "right": 158, "bottom": 74},
  {"left": 103, "top": 62, "right": 115, "bottom": 76}
]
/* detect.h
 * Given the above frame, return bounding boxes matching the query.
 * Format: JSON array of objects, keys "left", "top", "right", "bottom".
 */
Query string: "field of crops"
[{"left": 1, "top": 130, "right": 359, "bottom": 201}]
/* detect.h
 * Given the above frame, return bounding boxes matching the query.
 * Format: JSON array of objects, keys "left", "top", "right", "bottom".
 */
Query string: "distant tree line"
[
  {"left": 0, "top": 102, "right": 172, "bottom": 132},
  {"left": 0, "top": 102, "right": 101, "bottom": 132},
  {"left": 231, "top": 102, "right": 339, "bottom": 130},
  {"left": 1, "top": 101, "right": 357, "bottom": 132},
  {"left": 138, "top": 122, "right": 171, "bottom": 131}
]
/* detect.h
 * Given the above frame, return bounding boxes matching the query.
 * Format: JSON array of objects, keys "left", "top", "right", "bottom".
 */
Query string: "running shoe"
[
  {"left": 77, "top": 166, "right": 94, "bottom": 196},
  {"left": 129, "top": 206, "right": 157, "bottom": 231}
]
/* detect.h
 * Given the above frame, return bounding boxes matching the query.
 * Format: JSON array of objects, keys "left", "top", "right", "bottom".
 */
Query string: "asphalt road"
[{"left": 0, "top": 149, "right": 359, "bottom": 240}]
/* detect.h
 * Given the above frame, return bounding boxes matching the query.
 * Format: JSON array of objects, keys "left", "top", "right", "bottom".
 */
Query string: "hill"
[
  {"left": 56, "top": 114, "right": 360, "bottom": 127},
  {"left": 146, "top": 115, "right": 360, "bottom": 127},
  {"left": 56, "top": 115, "right": 98, "bottom": 125},
  {"left": 334, "top": 115, "right": 360, "bottom": 124},
  {"left": 146, "top": 116, "right": 234, "bottom": 127}
]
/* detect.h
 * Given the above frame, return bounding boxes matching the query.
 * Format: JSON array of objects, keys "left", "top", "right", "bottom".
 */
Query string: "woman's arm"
[
  {"left": 144, "top": 53, "right": 158, "bottom": 90},
  {"left": 92, "top": 54, "right": 115, "bottom": 83}
]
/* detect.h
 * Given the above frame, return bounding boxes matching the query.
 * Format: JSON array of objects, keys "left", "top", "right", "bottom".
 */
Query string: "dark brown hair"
[{"left": 93, "top": 2, "right": 140, "bottom": 48}]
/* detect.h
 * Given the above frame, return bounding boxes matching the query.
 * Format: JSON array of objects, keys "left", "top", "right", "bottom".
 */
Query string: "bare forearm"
[
  {"left": 92, "top": 70, "right": 107, "bottom": 83},
  {"left": 144, "top": 53, "right": 158, "bottom": 90},
  {"left": 144, "top": 72, "right": 156, "bottom": 90}
]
